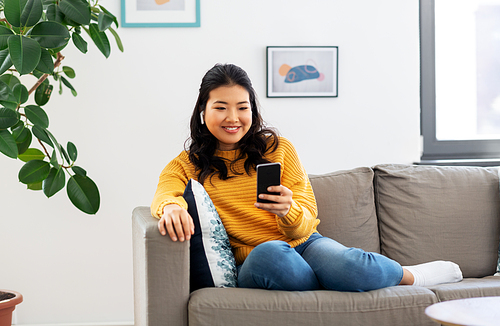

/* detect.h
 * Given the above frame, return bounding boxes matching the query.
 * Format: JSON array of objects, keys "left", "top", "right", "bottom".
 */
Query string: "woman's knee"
[
  {"left": 241, "top": 240, "right": 292, "bottom": 272},
  {"left": 238, "top": 240, "right": 320, "bottom": 290}
]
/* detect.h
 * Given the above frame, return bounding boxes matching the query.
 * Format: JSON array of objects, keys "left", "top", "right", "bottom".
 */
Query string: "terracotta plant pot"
[{"left": 0, "top": 290, "right": 23, "bottom": 326}]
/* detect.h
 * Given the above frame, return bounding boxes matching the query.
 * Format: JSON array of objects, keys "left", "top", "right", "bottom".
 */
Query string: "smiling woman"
[
  {"left": 203, "top": 85, "right": 252, "bottom": 151},
  {"left": 151, "top": 63, "right": 463, "bottom": 294}
]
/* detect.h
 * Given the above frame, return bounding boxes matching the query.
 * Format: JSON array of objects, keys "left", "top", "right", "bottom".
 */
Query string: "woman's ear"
[{"left": 200, "top": 111, "right": 205, "bottom": 125}]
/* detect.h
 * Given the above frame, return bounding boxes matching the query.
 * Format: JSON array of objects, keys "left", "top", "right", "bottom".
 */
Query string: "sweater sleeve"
[
  {"left": 150, "top": 152, "right": 192, "bottom": 219},
  {"left": 274, "top": 138, "right": 319, "bottom": 239}
]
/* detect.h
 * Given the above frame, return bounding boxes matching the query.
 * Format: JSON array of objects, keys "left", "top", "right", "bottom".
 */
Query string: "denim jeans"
[{"left": 237, "top": 233, "right": 403, "bottom": 292}]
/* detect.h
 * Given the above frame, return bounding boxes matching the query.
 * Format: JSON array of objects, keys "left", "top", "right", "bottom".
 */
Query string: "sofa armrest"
[{"left": 132, "top": 206, "right": 189, "bottom": 326}]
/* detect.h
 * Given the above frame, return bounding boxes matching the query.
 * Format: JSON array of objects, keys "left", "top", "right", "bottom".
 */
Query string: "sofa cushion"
[
  {"left": 427, "top": 276, "right": 500, "bottom": 301},
  {"left": 373, "top": 164, "right": 500, "bottom": 278},
  {"left": 189, "top": 287, "right": 437, "bottom": 326},
  {"left": 309, "top": 167, "right": 380, "bottom": 253},
  {"left": 183, "top": 179, "right": 237, "bottom": 292}
]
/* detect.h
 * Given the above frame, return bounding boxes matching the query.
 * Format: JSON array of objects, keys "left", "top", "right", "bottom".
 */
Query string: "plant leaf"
[
  {"left": 0, "top": 74, "right": 21, "bottom": 90},
  {"left": 25, "top": 104, "right": 49, "bottom": 128},
  {"left": 12, "top": 83, "right": 28, "bottom": 104},
  {"left": 29, "top": 21, "right": 70, "bottom": 49},
  {"left": 18, "top": 159, "right": 50, "bottom": 184},
  {"left": 49, "top": 148, "right": 59, "bottom": 168},
  {"left": 44, "top": 128, "right": 64, "bottom": 158},
  {"left": 20, "top": 0, "right": 43, "bottom": 27},
  {"left": 97, "top": 11, "right": 114, "bottom": 31},
  {"left": 0, "top": 26, "right": 14, "bottom": 51},
  {"left": 71, "top": 165, "right": 87, "bottom": 177},
  {"left": 71, "top": 32, "right": 87, "bottom": 54},
  {"left": 99, "top": 5, "right": 118, "bottom": 28},
  {"left": 4, "top": 0, "right": 43, "bottom": 28},
  {"left": 35, "top": 48, "right": 54, "bottom": 74},
  {"left": 4, "top": 0, "right": 27, "bottom": 28},
  {"left": 62, "top": 66, "right": 75, "bottom": 78},
  {"left": 0, "top": 78, "right": 17, "bottom": 109},
  {"left": 27, "top": 181, "right": 42, "bottom": 190},
  {"left": 46, "top": 3, "right": 56, "bottom": 21},
  {"left": 88, "top": 23, "right": 110, "bottom": 58},
  {"left": 72, "top": 165, "right": 86, "bottom": 176},
  {"left": 60, "top": 145, "right": 70, "bottom": 164},
  {"left": 58, "top": 0, "right": 91, "bottom": 25},
  {"left": 46, "top": 3, "right": 65, "bottom": 23},
  {"left": 35, "top": 82, "right": 52, "bottom": 106},
  {"left": 32, "top": 124, "right": 53, "bottom": 147},
  {"left": 60, "top": 75, "right": 76, "bottom": 96},
  {"left": 12, "top": 123, "right": 31, "bottom": 154},
  {"left": 0, "top": 107, "right": 20, "bottom": 128},
  {"left": 11, "top": 121, "right": 25, "bottom": 138},
  {"left": 43, "top": 166, "right": 66, "bottom": 197},
  {"left": 108, "top": 27, "right": 123, "bottom": 52},
  {"left": 18, "top": 147, "right": 45, "bottom": 162},
  {"left": 8, "top": 35, "right": 41, "bottom": 75},
  {"left": 0, "top": 49, "right": 13, "bottom": 75},
  {"left": 67, "top": 174, "right": 100, "bottom": 214},
  {"left": 0, "top": 79, "right": 13, "bottom": 100},
  {"left": 67, "top": 141, "right": 77, "bottom": 161},
  {"left": 0, "top": 128, "right": 18, "bottom": 158}
]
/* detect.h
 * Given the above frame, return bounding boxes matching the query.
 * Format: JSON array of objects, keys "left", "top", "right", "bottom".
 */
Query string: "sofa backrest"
[
  {"left": 309, "top": 167, "right": 380, "bottom": 253},
  {"left": 373, "top": 164, "right": 500, "bottom": 278}
]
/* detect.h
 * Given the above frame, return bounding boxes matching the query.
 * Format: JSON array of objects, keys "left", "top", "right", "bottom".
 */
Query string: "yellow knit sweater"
[{"left": 151, "top": 137, "right": 319, "bottom": 265}]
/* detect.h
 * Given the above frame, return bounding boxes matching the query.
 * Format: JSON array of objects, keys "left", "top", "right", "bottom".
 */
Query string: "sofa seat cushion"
[
  {"left": 309, "top": 167, "right": 380, "bottom": 253},
  {"left": 373, "top": 164, "right": 500, "bottom": 278},
  {"left": 427, "top": 276, "right": 500, "bottom": 302},
  {"left": 188, "top": 287, "right": 437, "bottom": 326}
]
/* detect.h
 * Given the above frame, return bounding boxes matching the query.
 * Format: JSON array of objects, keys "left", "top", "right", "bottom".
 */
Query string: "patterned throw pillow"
[
  {"left": 183, "top": 179, "right": 237, "bottom": 291},
  {"left": 496, "top": 243, "right": 499, "bottom": 276}
]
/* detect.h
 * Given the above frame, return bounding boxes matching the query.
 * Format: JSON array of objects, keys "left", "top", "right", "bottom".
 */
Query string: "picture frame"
[
  {"left": 121, "top": 0, "right": 200, "bottom": 27},
  {"left": 266, "top": 46, "right": 338, "bottom": 98}
]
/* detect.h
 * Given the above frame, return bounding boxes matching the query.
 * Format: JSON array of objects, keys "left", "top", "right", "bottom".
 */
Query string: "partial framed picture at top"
[
  {"left": 121, "top": 0, "right": 200, "bottom": 27},
  {"left": 267, "top": 46, "right": 338, "bottom": 98}
]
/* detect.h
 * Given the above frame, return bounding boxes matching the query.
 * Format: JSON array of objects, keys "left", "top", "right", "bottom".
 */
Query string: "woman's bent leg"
[
  {"left": 237, "top": 240, "right": 321, "bottom": 291},
  {"left": 301, "top": 236, "right": 403, "bottom": 292}
]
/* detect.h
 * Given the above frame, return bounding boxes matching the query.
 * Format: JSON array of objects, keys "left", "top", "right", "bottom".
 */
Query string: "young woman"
[{"left": 151, "top": 63, "right": 463, "bottom": 291}]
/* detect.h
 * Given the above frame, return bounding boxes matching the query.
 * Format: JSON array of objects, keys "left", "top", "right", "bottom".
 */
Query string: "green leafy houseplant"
[{"left": 0, "top": 0, "right": 122, "bottom": 214}]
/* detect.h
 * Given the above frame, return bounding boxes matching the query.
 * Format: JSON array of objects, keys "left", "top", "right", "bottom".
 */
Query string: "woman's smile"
[{"left": 223, "top": 126, "right": 241, "bottom": 133}]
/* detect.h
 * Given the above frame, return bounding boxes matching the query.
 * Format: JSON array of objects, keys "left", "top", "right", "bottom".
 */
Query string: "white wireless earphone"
[{"left": 200, "top": 111, "right": 205, "bottom": 124}]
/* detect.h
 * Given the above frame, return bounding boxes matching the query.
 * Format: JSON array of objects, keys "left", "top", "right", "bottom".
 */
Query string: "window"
[{"left": 420, "top": 0, "right": 500, "bottom": 165}]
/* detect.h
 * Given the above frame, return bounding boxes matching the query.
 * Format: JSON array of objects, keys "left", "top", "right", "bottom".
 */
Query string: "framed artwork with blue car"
[
  {"left": 121, "top": 0, "right": 200, "bottom": 27},
  {"left": 267, "top": 46, "right": 338, "bottom": 98}
]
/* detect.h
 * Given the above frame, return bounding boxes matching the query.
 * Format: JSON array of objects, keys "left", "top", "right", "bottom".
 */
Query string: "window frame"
[{"left": 420, "top": 0, "right": 500, "bottom": 164}]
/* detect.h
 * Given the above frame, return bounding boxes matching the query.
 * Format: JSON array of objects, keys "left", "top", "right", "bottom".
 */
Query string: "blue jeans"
[{"left": 237, "top": 233, "right": 403, "bottom": 292}]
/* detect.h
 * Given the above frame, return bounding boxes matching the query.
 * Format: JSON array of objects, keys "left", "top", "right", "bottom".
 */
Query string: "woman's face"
[{"left": 204, "top": 85, "right": 253, "bottom": 151}]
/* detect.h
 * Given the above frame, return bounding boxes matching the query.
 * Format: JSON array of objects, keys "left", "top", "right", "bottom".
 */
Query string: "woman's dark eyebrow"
[{"left": 213, "top": 100, "right": 249, "bottom": 105}]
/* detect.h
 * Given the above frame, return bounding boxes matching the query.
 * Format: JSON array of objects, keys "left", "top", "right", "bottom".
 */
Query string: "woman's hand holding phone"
[
  {"left": 255, "top": 185, "right": 293, "bottom": 217},
  {"left": 158, "top": 204, "right": 195, "bottom": 242}
]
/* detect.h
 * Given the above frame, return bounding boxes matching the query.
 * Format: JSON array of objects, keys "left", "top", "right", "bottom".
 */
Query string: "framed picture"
[
  {"left": 121, "top": 0, "right": 200, "bottom": 27},
  {"left": 266, "top": 46, "right": 338, "bottom": 98}
]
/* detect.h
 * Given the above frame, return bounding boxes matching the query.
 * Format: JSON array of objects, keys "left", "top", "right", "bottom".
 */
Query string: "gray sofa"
[{"left": 132, "top": 164, "right": 500, "bottom": 326}]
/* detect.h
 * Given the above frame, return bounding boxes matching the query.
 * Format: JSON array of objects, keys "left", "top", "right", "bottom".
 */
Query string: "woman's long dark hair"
[{"left": 186, "top": 63, "right": 279, "bottom": 185}]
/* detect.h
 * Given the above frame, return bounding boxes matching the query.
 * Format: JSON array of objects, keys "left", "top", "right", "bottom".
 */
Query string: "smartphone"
[{"left": 256, "top": 162, "right": 281, "bottom": 203}]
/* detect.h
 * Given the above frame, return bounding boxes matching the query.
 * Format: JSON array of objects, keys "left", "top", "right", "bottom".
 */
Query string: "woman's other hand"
[
  {"left": 254, "top": 185, "right": 293, "bottom": 218},
  {"left": 158, "top": 204, "right": 195, "bottom": 242}
]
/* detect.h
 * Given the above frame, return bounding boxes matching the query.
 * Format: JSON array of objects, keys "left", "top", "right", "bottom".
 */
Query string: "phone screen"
[{"left": 256, "top": 163, "right": 281, "bottom": 203}]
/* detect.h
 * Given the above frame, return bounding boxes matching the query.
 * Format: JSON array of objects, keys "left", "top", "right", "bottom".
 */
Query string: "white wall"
[{"left": 0, "top": 0, "right": 420, "bottom": 324}]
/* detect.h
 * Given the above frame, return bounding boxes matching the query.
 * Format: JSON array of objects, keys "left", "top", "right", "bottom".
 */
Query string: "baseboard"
[{"left": 15, "top": 322, "right": 134, "bottom": 326}]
